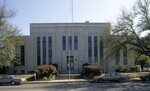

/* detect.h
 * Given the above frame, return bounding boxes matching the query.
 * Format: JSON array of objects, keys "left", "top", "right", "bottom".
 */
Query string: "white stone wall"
[{"left": 9, "top": 22, "right": 135, "bottom": 74}]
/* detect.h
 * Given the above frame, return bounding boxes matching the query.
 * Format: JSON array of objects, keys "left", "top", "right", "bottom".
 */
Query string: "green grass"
[
  {"left": 17, "top": 74, "right": 34, "bottom": 78},
  {"left": 120, "top": 72, "right": 150, "bottom": 78},
  {"left": 17, "top": 74, "right": 35, "bottom": 81}
]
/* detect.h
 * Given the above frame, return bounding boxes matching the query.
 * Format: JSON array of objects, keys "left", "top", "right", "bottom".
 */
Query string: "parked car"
[
  {"left": 140, "top": 74, "right": 150, "bottom": 81},
  {"left": 93, "top": 72, "right": 130, "bottom": 83},
  {"left": 0, "top": 75, "right": 23, "bottom": 85}
]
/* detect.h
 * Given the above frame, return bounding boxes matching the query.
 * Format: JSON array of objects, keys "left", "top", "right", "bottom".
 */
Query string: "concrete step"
[{"left": 56, "top": 74, "right": 82, "bottom": 79}]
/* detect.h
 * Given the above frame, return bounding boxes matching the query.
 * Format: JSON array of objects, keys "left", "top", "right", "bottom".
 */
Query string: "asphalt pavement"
[{"left": 1, "top": 81, "right": 150, "bottom": 91}]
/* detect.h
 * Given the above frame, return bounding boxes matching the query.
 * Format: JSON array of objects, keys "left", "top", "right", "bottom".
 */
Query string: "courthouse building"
[{"left": 9, "top": 22, "right": 134, "bottom": 74}]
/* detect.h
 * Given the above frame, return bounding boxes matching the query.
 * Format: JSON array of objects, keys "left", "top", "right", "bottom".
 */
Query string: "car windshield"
[{"left": 107, "top": 73, "right": 121, "bottom": 76}]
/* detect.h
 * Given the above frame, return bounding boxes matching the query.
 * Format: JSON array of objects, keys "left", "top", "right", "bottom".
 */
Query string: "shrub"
[
  {"left": 53, "top": 63, "right": 58, "bottom": 70},
  {"left": 131, "top": 65, "right": 141, "bottom": 72},
  {"left": 117, "top": 64, "right": 125, "bottom": 72},
  {"left": 52, "top": 63, "right": 60, "bottom": 75},
  {"left": 81, "top": 66, "right": 102, "bottom": 78},
  {"left": 34, "top": 65, "right": 57, "bottom": 80}
]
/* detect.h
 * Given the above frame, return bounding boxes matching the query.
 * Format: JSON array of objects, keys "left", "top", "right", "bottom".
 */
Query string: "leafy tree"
[
  {"left": 130, "top": 65, "right": 141, "bottom": 72},
  {"left": 0, "top": 0, "right": 22, "bottom": 67},
  {"left": 106, "top": 0, "right": 150, "bottom": 60},
  {"left": 135, "top": 54, "right": 150, "bottom": 71}
]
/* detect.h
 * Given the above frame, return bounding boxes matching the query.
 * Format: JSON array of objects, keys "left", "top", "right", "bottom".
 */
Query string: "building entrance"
[{"left": 67, "top": 56, "right": 74, "bottom": 70}]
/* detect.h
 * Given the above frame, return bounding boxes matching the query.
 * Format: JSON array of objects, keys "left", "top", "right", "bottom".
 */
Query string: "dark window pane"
[
  {"left": 100, "top": 36, "right": 103, "bottom": 65},
  {"left": 37, "top": 37, "right": 41, "bottom": 65},
  {"left": 62, "top": 36, "right": 66, "bottom": 50},
  {"left": 74, "top": 36, "right": 78, "bottom": 50},
  {"left": 88, "top": 36, "right": 92, "bottom": 64},
  {"left": 68, "top": 36, "right": 72, "bottom": 50},
  {"left": 48, "top": 37, "right": 52, "bottom": 64},
  {"left": 123, "top": 48, "right": 128, "bottom": 65},
  {"left": 94, "top": 36, "right": 98, "bottom": 63},
  {"left": 116, "top": 49, "right": 120, "bottom": 65},
  {"left": 20, "top": 46, "right": 25, "bottom": 65},
  {"left": 43, "top": 37, "right": 46, "bottom": 65}
]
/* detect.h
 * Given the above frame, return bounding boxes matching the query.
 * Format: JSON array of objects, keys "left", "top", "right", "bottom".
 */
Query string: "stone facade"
[{"left": 9, "top": 22, "right": 134, "bottom": 74}]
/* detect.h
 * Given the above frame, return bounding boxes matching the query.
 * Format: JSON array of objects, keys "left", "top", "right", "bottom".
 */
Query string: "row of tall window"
[
  {"left": 37, "top": 36, "right": 52, "bottom": 65},
  {"left": 116, "top": 48, "right": 128, "bottom": 65},
  {"left": 62, "top": 36, "right": 78, "bottom": 50},
  {"left": 37, "top": 36, "right": 78, "bottom": 65},
  {"left": 36, "top": 36, "right": 127, "bottom": 66},
  {"left": 88, "top": 36, "right": 103, "bottom": 64},
  {"left": 88, "top": 36, "right": 128, "bottom": 65}
]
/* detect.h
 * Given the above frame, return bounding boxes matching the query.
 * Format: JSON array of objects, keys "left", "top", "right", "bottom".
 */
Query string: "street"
[{"left": 0, "top": 82, "right": 150, "bottom": 91}]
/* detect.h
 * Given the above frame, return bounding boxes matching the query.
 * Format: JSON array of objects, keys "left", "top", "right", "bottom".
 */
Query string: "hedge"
[
  {"left": 130, "top": 65, "right": 141, "bottom": 72},
  {"left": 81, "top": 65, "right": 102, "bottom": 78},
  {"left": 34, "top": 65, "right": 57, "bottom": 80}
]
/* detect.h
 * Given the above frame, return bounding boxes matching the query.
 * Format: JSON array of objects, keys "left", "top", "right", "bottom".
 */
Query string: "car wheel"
[
  {"left": 97, "top": 78, "right": 103, "bottom": 83},
  {"left": 118, "top": 78, "right": 124, "bottom": 82},
  {"left": 11, "top": 81, "right": 16, "bottom": 85}
]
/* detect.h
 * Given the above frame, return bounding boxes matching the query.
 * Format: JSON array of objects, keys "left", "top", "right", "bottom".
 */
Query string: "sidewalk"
[
  {"left": 23, "top": 79, "right": 91, "bottom": 84},
  {"left": 23, "top": 78, "right": 141, "bottom": 84}
]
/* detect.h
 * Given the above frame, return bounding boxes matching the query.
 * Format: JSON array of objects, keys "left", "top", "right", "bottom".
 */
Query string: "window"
[
  {"left": 68, "top": 36, "right": 72, "bottom": 50},
  {"left": 43, "top": 37, "right": 46, "bottom": 65},
  {"left": 123, "top": 48, "right": 128, "bottom": 65},
  {"left": 88, "top": 36, "right": 92, "bottom": 64},
  {"left": 20, "top": 45, "right": 25, "bottom": 65},
  {"left": 74, "top": 36, "right": 78, "bottom": 50},
  {"left": 62, "top": 36, "right": 66, "bottom": 50},
  {"left": 94, "top": 36, "right": 98, "bottom": 63},
  {"left": 116, "top": 49, "right": 120, "bottom": 65},
  {"left": 37, "top": 37, "right": 41, "bottom": 65},
  {"left": 48, "top": 37, "right": 52, "bottom": 64},
  {"left": 100, "top": 36, "right": 103, "bottom": 65},
  {"left": 21, "top": 70, "right": 25, "bottom": 74}
]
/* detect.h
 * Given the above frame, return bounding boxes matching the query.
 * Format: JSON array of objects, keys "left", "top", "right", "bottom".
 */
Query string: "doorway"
[{"left": 67, "top": 56, "right": 74, "bottom": 70}]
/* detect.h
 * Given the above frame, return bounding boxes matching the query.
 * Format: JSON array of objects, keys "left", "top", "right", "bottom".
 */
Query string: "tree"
[
  {"left": 0, "top": 0, "right": 22, "bottom": 67},
  {"left": 135, "top": 54, "right": 150, "bottom": 71},
  {"left": 106, "top": 0, "right": 150, "bottom": 60}
]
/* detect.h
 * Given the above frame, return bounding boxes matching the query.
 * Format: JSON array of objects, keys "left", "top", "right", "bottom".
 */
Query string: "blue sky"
[{"left": 7, "top": 0, "right": 135, "bottom": 35}]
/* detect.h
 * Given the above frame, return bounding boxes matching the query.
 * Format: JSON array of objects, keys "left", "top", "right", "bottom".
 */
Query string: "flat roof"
[{"left": 30, "top": 22, "right": 110, "bottom": 28}]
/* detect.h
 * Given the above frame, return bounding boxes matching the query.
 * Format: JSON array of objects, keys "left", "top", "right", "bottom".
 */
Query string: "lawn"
[{"left": 120, "top": 72, "right": 150, "bottom": 78}]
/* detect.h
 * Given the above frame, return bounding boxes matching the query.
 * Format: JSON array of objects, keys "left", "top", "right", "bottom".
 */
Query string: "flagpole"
[{"left": 69, "top": 0, "right": 73, "bottom": 82}]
